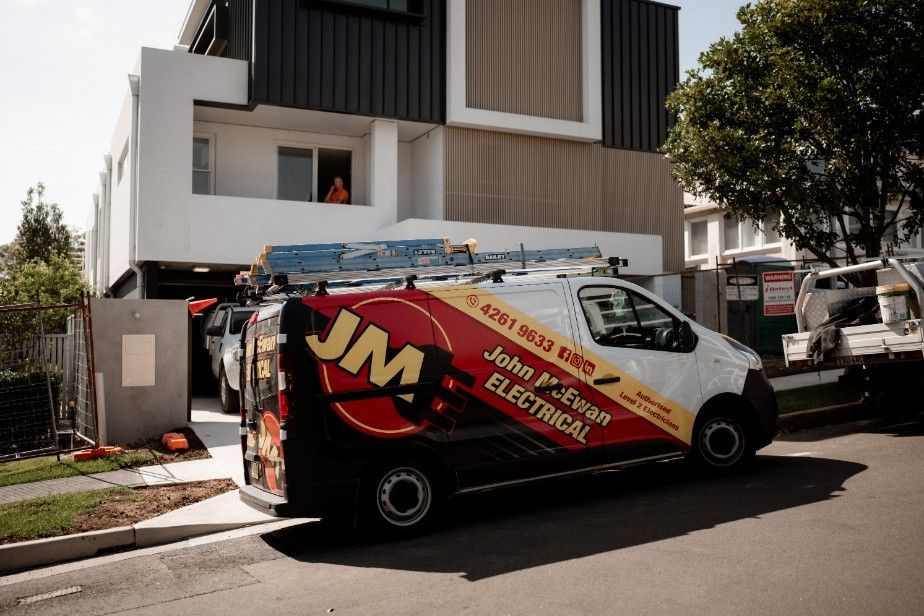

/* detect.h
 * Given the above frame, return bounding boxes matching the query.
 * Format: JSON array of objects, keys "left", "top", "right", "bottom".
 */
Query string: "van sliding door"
[{"left": 426, "top": 282, "right": 600, "bottom": 489}]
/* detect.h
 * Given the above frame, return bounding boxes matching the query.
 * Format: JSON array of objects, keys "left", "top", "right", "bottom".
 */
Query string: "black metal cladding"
[
  {"left": 226, "top": 0, "right": 253, "bottom": 62},
  {"left": 251, "top": 0, "right": 445, "bottom": 123},
  {"left": 601, "top": 0, "right": 679, "bottom": 151}
]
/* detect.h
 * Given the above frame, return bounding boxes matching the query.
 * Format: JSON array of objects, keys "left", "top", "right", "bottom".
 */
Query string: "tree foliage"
[
  {"left": 0, "top": 255, "right": 88, "bottom": 332},
  {"left": 664, "top": 0, "right": 924, "bottom": 267},
  {"left": 0, "top": 183, "right": 89, "bottom": 332},
  {"left": 13, "top": 183, "right": 73, "bottom": 267}
]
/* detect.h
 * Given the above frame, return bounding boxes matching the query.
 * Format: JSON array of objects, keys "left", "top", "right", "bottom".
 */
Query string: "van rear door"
[{"left": 242, "top": 306, "right": 286, "bottom": 496}]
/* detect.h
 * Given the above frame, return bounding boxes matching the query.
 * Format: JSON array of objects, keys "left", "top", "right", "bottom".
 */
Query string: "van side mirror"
[
  {"left": 206, "top": 324, "right": 223, "bottom": 337},
  {"left": 679, "top": 321, "right": 697, "bottom": 352}
]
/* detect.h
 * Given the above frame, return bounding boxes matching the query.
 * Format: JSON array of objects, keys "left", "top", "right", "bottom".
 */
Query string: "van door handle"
[
  {"left": 593, "top": 376, "right": 621, "bottom": 385},
  {"left": 535, "top": 382, "right": 565, "bottom": 393}
]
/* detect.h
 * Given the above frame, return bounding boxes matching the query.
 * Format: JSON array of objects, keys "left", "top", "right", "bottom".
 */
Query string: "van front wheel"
[
  {"left": 691, "top": 414, "right": 752, "bottom": 471},
  {"left": 362, "top": 462, "right": 438, "bottom": 538}
]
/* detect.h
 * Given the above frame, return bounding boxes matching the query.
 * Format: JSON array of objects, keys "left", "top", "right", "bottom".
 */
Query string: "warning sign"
[{"left": 762, "top": 271, "right": 796, "bottom": 316}]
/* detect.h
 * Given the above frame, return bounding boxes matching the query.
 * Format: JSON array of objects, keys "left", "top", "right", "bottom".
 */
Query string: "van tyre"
[
  {"left": 691, "top": 413, "right": 753, "bottom": 472},
  {"left": 218, "top": 367, "right": 239, "bottom": 414},
  {"left": 362, "top": 460, "right": 439, "bottom": 539}
]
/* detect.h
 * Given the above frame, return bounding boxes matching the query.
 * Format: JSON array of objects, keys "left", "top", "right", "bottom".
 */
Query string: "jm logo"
[{"left": 306, "top": 309, "right": 425, "bottom": 402}]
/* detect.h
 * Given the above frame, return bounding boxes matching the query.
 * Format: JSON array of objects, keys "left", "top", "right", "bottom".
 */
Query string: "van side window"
[{"left": 578, "top": 286, "right": 680, "bottom": 352}]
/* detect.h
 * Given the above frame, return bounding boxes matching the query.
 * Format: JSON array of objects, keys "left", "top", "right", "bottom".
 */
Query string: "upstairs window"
[
  {"left": 320, "top": 0, "right": 424, "bottom": 15},
  {"left": 277, "top": 147, "right": 314, "bottom": 201},
  {"left": 723, "top": 213, "right": 782, "bottom": 252},
  {"left": 689, "top": 220, "right": 708, "bottom": 257},
  {"left": 277, "top": 145, "right": 353, "bottom": 204},
  {"left": 192, "top": 136, "right": 214, "bottom": 195}
]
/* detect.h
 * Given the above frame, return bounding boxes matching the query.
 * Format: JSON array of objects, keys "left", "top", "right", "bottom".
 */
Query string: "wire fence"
[{"left": 0, "top": 294, "right": 98, "bottom": 461}]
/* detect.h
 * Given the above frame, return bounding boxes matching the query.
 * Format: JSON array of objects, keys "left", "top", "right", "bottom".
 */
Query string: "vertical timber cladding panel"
[
  {"left": 600, "top": 146, "right": 683, "bottom": 270},
  {"left": 252, "top": 0, "right": 445, "bottom": 123},
  {"left": 444, "top": 127, "right": 683, "bottom": 270},
  {"left": 466, "top": 0, "right": 583, "bottom": 121},
  {"left": 601, "top": 0, "right": 679, "bottom": 151}
]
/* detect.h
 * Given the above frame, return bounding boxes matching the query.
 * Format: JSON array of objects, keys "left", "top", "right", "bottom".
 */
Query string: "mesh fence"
[{"left": 0, "top": 296, "right": 97, "bottom": 460}]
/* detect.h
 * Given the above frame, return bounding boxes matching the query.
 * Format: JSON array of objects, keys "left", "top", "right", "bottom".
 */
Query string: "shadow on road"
[{"left": 261, "top": 454, "right": 866, "bottom": 581}]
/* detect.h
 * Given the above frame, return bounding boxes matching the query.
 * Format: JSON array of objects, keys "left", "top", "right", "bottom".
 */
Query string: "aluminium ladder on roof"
[{"left": 234, "top": 238, "right": 623, "bottom": 290}]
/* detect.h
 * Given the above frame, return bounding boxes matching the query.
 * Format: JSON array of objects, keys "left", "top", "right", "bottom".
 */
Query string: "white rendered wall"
[
  {"left": 368, "top": 119, "right": 398, "bottom": 217},
  {"left": 380, "top": 219, "right": 662, "bottom": 275},
  {"left": 135, "top": 48, "right": 249, "bottom": 265},
  {"left": 106, "top": 93, "right": 134, "bottom": 289},
  {"left": 124, "top": 49, "right": 398, "bottom": 268},
  {"left": 408, "top": 127, "right": 444, "bottom": 220},
  {"left": 96, "top": 47, "right": 669, "bottom": 280},
  {"left": 397, "top": 142, "right": 411, "bottom": 221}
]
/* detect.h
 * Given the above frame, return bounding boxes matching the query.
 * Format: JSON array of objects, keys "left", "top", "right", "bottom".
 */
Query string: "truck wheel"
[
  {"left": 219, "top": 367, "right": 239, "bottom": 414},
  {"left": 691, "top": 413, "right": 752, "bottom": 472},
  {"left": 362, "top": 460, "right": 439, "bottom": 539}
]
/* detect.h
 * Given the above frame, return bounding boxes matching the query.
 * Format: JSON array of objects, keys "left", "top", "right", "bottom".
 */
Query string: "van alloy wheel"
[
  {"left": 375, "top": 467, "right": 432, "bottom": 528},
  {"left": 697, "top": 416, "right": 747, "bottom": 468}
]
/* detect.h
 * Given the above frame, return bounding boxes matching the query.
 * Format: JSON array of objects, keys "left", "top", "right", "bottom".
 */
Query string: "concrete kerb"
[
  {"left": 0, "top": 526, "right": 135, "bottom": 575},
  {"left": 778, "top": 402, "right": 868, "bottom": 432},
  {"left": 0, "top": 490, "right": 279, "bottom": 576}
]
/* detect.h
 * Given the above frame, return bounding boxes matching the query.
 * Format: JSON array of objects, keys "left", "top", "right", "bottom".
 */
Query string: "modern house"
[
  {"left": 84, "top": 0, "right": 683, "bottom": 300},
  {"left": 684, "top": 194, "right": 924, "bottom": 270}
]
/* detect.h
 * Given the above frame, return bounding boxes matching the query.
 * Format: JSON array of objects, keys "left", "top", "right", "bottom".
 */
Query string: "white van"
[{"left": 238, "top": 272, "right": 777, "bottom": 536}]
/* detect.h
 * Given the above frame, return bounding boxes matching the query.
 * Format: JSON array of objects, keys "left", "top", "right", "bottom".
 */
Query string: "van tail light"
[{"left": 278, "top": 352, "right": 293, "bottom": 425}]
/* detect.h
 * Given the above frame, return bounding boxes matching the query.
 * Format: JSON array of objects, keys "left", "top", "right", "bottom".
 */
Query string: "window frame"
[
  {"left": 577, "top": 285, "right": 689, "bottom": 354},
  {"left": 274, "top": 140, "right": 355, "bottom": 204},
  {"left": 306, "top": 0, "right": 425, "bottom": 19},
  {"left": 192, "top": 132, "right": 216, "bottom": 195},
  {"left": 686, "top": 217, "right": 709, "bottom": 260},
  {"left": 722, "top": 212, "right": 783, "bottom": 255}
]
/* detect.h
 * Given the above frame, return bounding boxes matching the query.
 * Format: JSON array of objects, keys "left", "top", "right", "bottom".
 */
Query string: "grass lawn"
[
  {"left": 0, "top": 488, "right": 137, "bottom": 543},
  {"left": 0, "top": 452, "right": 153, "bottom": 488},
  {"left": 776, "top": 382, "right": 863, "bottom": 414}
]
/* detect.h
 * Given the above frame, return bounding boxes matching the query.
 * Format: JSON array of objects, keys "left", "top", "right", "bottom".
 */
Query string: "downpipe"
[{"left": 128, "top": 74, "right": 145, "bottom": 298}]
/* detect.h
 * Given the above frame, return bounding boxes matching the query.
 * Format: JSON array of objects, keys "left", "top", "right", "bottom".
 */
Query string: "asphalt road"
[{"left": 2, "top": 415, "right": 922, "bottom": 616}]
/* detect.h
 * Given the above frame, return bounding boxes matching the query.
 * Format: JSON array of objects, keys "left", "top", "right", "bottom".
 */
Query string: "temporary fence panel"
[{"left": 0, "top": 296, "right": 98, "bottom": 461}]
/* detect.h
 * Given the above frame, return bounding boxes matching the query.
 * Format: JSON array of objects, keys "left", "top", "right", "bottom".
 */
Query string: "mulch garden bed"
[{"left": 127, "top": 427, "right": 213, "bottom": 464}]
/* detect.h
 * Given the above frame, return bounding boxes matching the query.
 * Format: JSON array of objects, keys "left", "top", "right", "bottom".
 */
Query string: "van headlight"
[{"left": 722, "top": 335, "right": 763, "bottom": 371}]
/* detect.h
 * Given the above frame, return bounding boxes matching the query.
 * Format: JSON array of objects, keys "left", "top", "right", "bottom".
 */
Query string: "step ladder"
[{"left": 234, "top": 237, "right": 626, "bottom": 300}]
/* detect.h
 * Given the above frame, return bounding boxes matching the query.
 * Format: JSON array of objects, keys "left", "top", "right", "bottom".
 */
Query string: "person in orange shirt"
[{"left": 324, "top": 176, "right": 350, "bottom": 204}]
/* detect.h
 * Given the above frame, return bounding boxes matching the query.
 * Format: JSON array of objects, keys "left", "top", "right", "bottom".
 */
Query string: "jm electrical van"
[{"left": 237, "top": 274, "right": 778, "bottom": 536}]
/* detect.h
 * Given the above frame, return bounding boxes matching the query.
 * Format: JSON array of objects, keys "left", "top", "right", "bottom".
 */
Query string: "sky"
[{"left": 0, "top": 0, "right": 747, "bottom": 245}]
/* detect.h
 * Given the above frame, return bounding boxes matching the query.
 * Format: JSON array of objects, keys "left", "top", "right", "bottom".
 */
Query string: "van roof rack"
[{"left": 234, "top": 237, "right": 626, "bottom": 301}]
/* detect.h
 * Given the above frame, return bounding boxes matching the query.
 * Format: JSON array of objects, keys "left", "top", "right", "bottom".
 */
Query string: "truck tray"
[{"left": 783, "top": 320, "right": 924, "bottom": 367}]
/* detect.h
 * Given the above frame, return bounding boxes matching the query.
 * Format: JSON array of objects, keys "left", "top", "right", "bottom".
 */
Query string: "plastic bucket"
[{"left": 876, "top": 283, "right": 910, "bottom": 323}]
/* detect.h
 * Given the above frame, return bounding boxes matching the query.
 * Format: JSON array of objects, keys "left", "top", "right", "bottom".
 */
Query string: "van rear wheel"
[
  {"left": 218, "top": 367, "right": 239, "bottom": 414},
  {"left": 362, "top": 461, "right": 439, "bottom": 538},
  {"left": 691, "top": 413, "right": 752, "bottom": 471}
]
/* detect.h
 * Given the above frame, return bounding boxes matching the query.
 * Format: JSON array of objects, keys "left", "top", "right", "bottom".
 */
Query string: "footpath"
[{"left": 0, "top": 398, "right": 311, "bottom": 575}]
